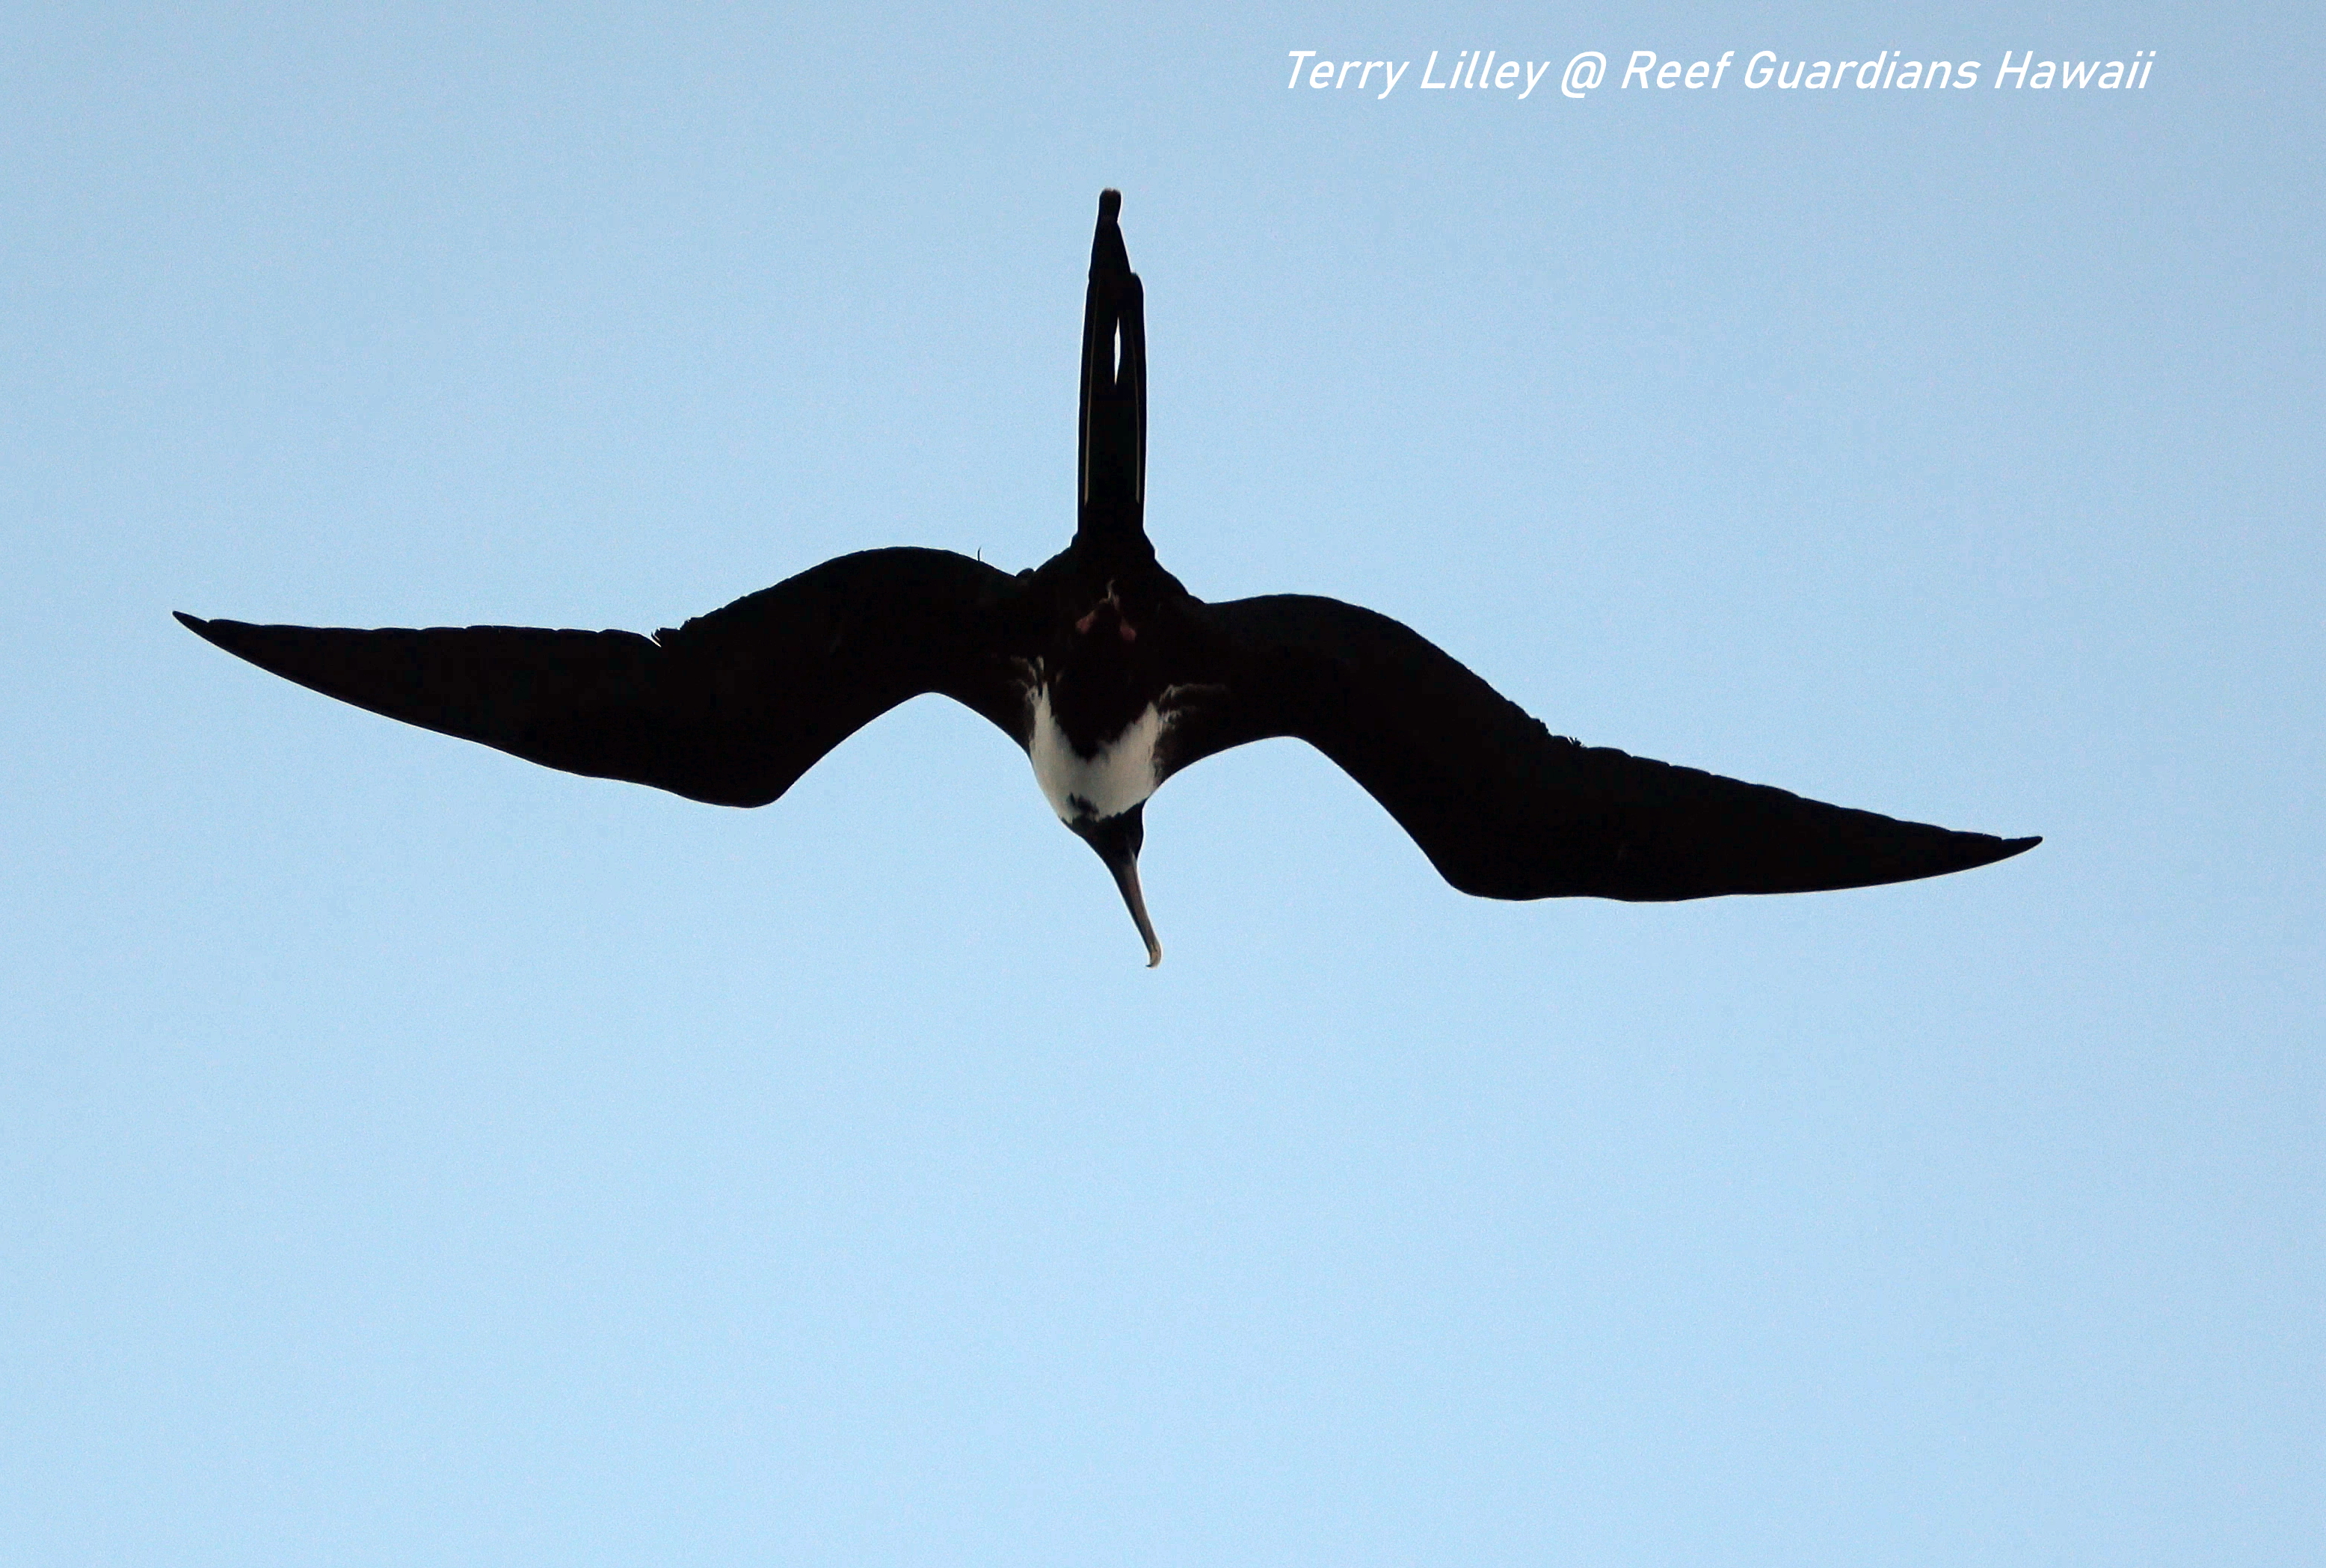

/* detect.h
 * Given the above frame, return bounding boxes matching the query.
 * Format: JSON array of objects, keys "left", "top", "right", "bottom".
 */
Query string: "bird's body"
[
  {"left": 179, "top": 191, "right": 2037, "bottom": 964},
  {"left": 1029, "top": 687, "right": 1171, "bottom": 826}
]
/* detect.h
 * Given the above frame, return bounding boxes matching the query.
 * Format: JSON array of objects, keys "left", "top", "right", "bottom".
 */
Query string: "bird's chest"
[{"left": 1027, "top": 687, "right": 1166, "bottom": 824}]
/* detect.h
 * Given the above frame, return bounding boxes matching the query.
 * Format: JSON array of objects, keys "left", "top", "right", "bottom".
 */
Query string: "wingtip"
[
  {"left": 1959, "top": 833, "right": 2041, "bottom": 876},
  {"left": 173, "top": 610, "right": 206, "bottom": 632},
  {"left": 1098, "top": 188, "right": 1122, "bottom": 221}
]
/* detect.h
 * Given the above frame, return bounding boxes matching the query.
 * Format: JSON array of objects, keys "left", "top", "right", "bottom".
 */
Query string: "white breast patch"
[{"left": 1028, "top": 689, "right": 1166, "bottom": 823}]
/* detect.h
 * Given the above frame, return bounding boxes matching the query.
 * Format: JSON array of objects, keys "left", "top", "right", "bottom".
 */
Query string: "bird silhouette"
[{"left": 179, "top": 190, "right": 2037, "bottom": 965}]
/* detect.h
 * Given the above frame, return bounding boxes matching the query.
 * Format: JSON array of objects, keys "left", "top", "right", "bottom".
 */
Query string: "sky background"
[{"left": 4, "top": 2, "right": 2319, "bottom": 1564}]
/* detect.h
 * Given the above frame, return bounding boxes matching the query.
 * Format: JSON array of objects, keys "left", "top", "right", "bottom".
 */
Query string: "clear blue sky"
[{"left": 5, "top": 3, "right": 2318, "bottom": 1563}]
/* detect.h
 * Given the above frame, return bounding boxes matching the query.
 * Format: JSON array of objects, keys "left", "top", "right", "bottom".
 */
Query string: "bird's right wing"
[
  {"left": 1166, "top": 594, "right": 2038, "bottom": 901},
  {"left": 178, "top": 547, "right": 1030, "bottom": 808}
]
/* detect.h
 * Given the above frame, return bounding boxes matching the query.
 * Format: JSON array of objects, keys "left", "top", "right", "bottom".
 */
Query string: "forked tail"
[{"left": 1076, "top": 189, "right": 1148, "bottom": 555}]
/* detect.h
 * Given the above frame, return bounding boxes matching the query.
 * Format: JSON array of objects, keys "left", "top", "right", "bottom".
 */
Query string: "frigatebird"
[{"left": 178, "top": 190, "right": 2037, "bottom": 966}]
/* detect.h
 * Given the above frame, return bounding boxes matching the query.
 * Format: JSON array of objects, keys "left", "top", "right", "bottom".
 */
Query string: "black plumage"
[{"left": 179, "top": 190, "right": 2036, "bottom": 963}]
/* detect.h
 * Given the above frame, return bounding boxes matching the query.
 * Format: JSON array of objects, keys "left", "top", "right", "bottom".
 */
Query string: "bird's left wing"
[
  {"left": 178, "top": 547, "right": 1029, "bottom": 808},
  {"left": 1163, "top": 593, "right": 2037, "bottom": 901}
]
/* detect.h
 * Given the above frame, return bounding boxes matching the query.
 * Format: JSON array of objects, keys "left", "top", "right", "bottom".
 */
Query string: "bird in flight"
[{"left": 179, "top": 190, "right": 2036, "bottom": 965}]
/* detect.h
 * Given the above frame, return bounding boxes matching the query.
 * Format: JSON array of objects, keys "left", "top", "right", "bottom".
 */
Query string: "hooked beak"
[
  {"left": 1076, "top": 805, "right": 1163, "bottom": 968},
  {"left": 1108, "top": 854, "right": 1163, "bottom": 968}
]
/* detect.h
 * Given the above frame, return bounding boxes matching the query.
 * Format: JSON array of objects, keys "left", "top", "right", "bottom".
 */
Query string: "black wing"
[
  {"left": 1166, "top": 594, "right": 2038, "bottom": 901},
  {"left": 177, "top": 547, "right": 1029, "bottom": 808}
]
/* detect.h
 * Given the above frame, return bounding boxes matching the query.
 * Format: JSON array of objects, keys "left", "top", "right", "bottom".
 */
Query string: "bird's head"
[{"left": 1070, "top": 805, "right": 1160, "bottom": 968}]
